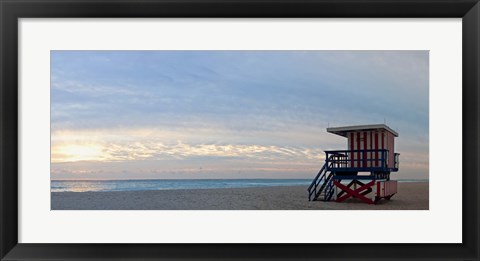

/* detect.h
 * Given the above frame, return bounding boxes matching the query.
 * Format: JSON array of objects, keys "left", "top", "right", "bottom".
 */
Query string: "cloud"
[
  {"left": 51, "top": 134, "right": 326, "bottom": 163},
  {"left": 50, "top": 50, "right": 429, "bottom": 180},
  {"left": 51, "top": 51, "right": 428, "bottom": 132}
]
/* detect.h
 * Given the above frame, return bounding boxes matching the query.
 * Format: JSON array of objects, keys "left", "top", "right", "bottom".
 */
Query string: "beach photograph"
[{"left": 51, "top": 50, "right": 429, "bottom": 210}]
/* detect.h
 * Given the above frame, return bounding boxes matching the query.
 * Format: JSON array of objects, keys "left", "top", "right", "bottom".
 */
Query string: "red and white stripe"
[{"left": 348, "top": 130, "right": 394, "bottom": 168}]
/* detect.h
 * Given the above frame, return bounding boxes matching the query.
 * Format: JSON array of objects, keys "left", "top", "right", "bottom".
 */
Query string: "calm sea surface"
[
  {"left": 51, "top": 178, "right": 428, "bottom": 193},
  {"left": 51, "top": 179, "right": 313, "bottom": 192}
]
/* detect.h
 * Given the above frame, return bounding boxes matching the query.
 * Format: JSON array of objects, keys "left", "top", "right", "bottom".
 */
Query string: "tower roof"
[{"left": 327, "top": 124, "right": 399, "bottom": 137}]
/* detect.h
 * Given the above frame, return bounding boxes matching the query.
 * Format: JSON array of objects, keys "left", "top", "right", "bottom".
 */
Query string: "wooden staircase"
[{"left": 307, "top": 156, "right": 335, "bottom": 201}]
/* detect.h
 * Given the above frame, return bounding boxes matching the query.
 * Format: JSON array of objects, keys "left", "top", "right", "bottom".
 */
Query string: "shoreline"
[{"left": 51, "top": 182, "right": 429, "bottom": 210}]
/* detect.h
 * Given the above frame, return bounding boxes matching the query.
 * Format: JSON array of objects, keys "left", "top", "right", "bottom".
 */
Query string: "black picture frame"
[{"left": 1, "top": 0, "right": 479, "bottom": 260}]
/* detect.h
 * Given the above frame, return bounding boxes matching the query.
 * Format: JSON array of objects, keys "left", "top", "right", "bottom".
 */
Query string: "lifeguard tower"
[{"left": 307, "top": 124, "right": 400, "bottom": 204}]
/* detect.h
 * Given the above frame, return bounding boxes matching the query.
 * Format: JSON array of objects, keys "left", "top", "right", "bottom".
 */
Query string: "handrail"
[
  {"left": 308, "top": 155, "right": 335, "bottom": 201},
  {"left": 317, "top": 172, "right": 333, "bottom": 200},
  {"left": 324, "top": 178, "right": 335, "bottom": 201},
  {"left": 325, "top": 149, "right": 393, "bottom": 170},
  {"left": 307, "top": 163, "right": 326, "bottom": 191},
  {"left": 325, "top": 149, "right": 388, "bottom": 153},
  {"left": 307, "top": 168, "right": 326, "bottom": 200}
]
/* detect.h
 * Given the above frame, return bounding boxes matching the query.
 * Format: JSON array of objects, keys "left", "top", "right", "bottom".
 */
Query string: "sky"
[{"left": 51, "top": 51, "right": 429, "bottom": 180}]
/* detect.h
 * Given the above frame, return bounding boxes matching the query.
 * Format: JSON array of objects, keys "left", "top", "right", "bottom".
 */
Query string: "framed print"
[
  {"left": 1, "top": 0, "right": 479, "bottom": 260},
  {"left": 48, "top": 50, "right": 429, "bottom": 211}
]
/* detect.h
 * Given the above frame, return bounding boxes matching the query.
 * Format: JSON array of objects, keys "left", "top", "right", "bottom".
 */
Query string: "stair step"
[{"left": 308, "top": 158, "right": 336, "bottom": 201}]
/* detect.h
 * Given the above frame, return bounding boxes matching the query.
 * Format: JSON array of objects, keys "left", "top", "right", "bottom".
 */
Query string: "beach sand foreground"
[{"left": 51, "top": 182, "right": 428, "bottom": 210}]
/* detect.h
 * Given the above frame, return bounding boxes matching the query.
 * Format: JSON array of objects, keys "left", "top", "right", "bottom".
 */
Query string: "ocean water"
[
  {"left": 51, "top": 178, "right": 428, "bottom": 193},
  {"left": 51, "top": 179, "right": 313, "bottom": 193}
]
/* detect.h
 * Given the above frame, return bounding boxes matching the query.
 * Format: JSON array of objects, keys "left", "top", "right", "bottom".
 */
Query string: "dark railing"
[
  {"left": 307, "top": 155, "right": 334, "bottom": 201},
  {"left": 325, "top": 149, "right": 398, "bottom": 171},
  {"left": 307, "top": 162, "right": 327, "bottom": 201},
  {"left": 323, "top": 178, "right": 335, "bottom": 201}
]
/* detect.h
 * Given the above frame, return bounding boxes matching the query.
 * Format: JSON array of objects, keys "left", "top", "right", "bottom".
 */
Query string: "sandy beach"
[{"left": 51, "top": 181, "right": 428, "bottom": 210}]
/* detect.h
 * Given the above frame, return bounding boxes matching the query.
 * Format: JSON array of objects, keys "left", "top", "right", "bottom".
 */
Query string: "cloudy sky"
[{"left": 51, "top": 51, "right": 429, "bottom": 180}]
